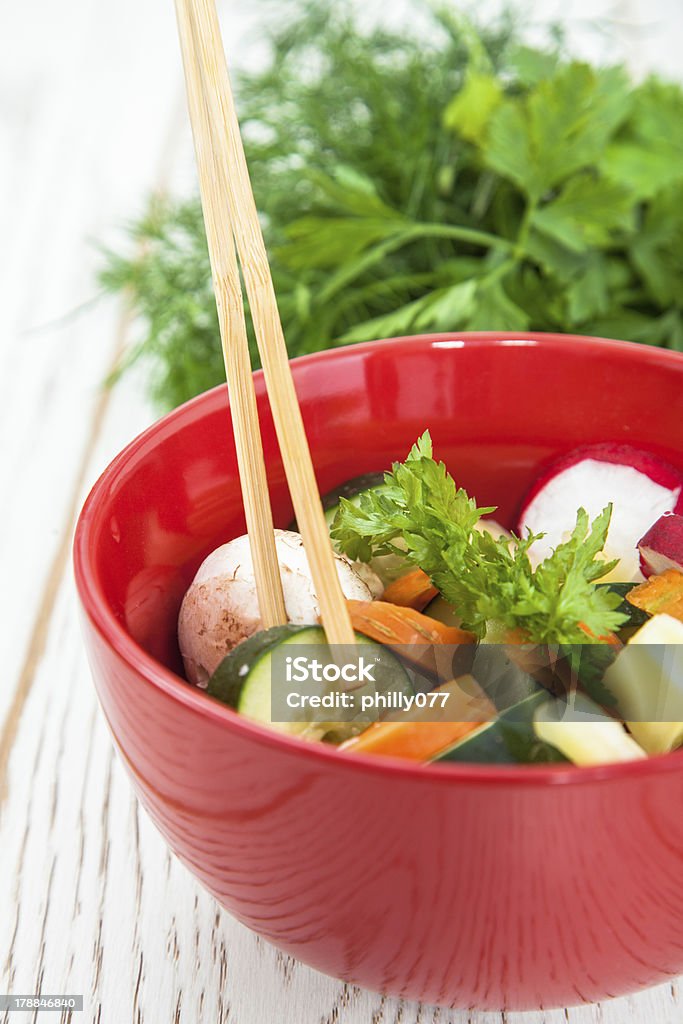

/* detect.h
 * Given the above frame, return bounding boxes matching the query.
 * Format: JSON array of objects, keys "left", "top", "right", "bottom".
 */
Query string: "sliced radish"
[
  {"left": 638, "top": 513, "right": 683, "bottom": 577},
  {"left": 518, "top": 444, "right": 683, "bottom": 582}
]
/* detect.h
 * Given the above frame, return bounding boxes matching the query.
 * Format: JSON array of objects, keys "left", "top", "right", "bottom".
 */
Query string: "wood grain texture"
[{"left": 1, "top": 0, "right": 682, "bottom": 1021}]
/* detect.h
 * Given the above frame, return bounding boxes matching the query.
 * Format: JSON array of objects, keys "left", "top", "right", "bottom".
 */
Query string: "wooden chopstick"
[
  {"left": 179, "top": 0, "right": 356, "bottom": 647},
  {"left": 175, "top": 0, "right": 287, "bottom": 629}
]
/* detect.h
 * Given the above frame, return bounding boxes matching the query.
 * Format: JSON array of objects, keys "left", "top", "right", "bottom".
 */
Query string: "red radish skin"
[
  {"left": 638, "top": 513, "right": 683, "bottom": 577},
  {"left": 518, "top": 444, "right": 683, "bottom": 583}
]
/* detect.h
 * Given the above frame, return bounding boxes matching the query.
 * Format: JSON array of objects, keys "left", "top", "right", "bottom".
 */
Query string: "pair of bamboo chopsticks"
[{"left": 174, "top": 0, "right": 355, "bottom": 646}]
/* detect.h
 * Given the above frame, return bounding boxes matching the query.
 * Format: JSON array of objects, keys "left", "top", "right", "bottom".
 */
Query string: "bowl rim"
[{"left": 74, "top": 331, "right": 683, "bottom": 789}]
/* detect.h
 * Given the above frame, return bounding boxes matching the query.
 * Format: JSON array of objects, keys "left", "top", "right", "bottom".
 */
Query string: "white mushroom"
[{"left": 178, "top": 529, "right": 382, "bottom": 686}]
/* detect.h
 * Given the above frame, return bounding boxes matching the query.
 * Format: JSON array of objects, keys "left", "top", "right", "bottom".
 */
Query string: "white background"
[{"left": 0, "top": 1, "right": 682, "bottom": 1022}]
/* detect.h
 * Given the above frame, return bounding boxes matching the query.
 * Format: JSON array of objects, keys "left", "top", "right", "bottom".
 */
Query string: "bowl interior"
[{"left": 78, "top": 333, "right": 683, "bottom": 688}]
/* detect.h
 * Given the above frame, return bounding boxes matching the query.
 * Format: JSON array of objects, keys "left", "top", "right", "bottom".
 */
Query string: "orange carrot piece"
[
  {"left": 340, "top": 675, "right": 495, "bottom": 760},
  {"left": 382, "top": 569, "right": 439, "bottom": 611},
  {"left": 346, "top": 599, "right": 475, "bottom": 646},
  {"left": 340, "top": 720, "right": 484, "bottom": 760},
  {"left": 628, "top": 569, "right": 683, "bottom": 623}
]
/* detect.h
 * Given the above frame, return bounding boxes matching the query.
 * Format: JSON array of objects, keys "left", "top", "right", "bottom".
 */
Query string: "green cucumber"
[
  {"left": 208, "top": 623, "right": 319, "bottom": 715},
  {"left": 289, "top": 472, "right": 386, "bottom": 531},
  {"left": 469, "top": 644, "right": 553, "bottom": 709},
  {"left": 551, "top": 582, "right": 650, "bottom": 708},
  {"left": 322, "top": 472, "right": 387, "bottom": 527},
  {"left": 555, "top": 641, "right": 619, "bottom": 712},
  {"left": 435, "top": 688, "right": 569, "bottom": 764},
  {"left": 289, "top": 471, "right": 409, "bottom": 583},
  {"left": 434, "top": 645, "right": 570, "bottom": 764},
  {"left": 207, "top": 624, "right": 412, "bottom": 741}
]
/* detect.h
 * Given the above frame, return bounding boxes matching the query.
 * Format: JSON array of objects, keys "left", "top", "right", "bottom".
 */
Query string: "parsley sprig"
[{"left": 331, "top": 432, "right": 628, "bottom": 644}]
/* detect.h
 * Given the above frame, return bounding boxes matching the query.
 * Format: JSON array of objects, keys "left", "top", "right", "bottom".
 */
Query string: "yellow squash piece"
[
  {"left": 533, "top": 696, "right": 646, "bottom": 766},
  {"left": 603, "top": 613, "right": 683, "bottom": 755}
]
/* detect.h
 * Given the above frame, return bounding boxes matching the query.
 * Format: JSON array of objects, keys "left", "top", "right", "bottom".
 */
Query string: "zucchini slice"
[
  {"left": 434, "top": 688, "right": 569, "bottom": 764},
  {"left": 289, "top": 471, "right": 409, "bottom": 584},
  {"left": 289, "top": 472, "right": 386, "bottom": 531},
  {"left": 321, "top": 472, "right": 387, "bottom": 528},
  {"left": 208, "top": 624, "right": 318, "bottom": 720},
  {"left": 207, "top": 624, "right": 413, "bottom": 742},
  {"left": 556, "top": 581, "right": 659, "bottom": 711},
  {"left": 433, "top": 644, "right": 570, "bottom": 764}
]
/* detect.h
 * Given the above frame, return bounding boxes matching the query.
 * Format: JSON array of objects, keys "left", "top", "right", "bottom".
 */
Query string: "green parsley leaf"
[
  {"left": 443, "top": 70, "right": 503, "bottom": 143},
  {"left": 465, "top": 278, "right": 530, "bottom": 331},
  {"left": 532, "top": 175, "right": 634, "bottom": 253},
  {"left": 601, "top": 78, "right": 683, "bottom": 199},
  {"left": 565, "top": 254, "right": 611, "bottom": 323},
  {"left": 332, "top": 433, "right": 628, "bottom": 644},
  {"left": 629, "top": 184, "right": 683, "bottom": 307},
  {"left": 482, "top": 63, "right": 631, "bottom": 202}
]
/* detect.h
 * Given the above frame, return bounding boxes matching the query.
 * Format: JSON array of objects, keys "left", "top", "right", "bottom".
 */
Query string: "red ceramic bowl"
[{"left": 74, "top": 333, "right": 683, "bottom": 1011}]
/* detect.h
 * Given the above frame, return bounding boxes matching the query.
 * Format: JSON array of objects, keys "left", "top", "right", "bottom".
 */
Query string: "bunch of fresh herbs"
[{"left": 100, "top": 1, "right": 683, "bottom": 410}]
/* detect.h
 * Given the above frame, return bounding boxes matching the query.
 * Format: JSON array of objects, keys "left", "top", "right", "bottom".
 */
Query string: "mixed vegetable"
[{"left": 178, "top": 436, "right": 683, "bottom": 767}]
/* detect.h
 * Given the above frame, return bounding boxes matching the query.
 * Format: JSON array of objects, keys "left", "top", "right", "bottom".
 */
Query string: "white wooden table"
[{"left": 1, "top": 2, "right": 681, "bottom": 1021}]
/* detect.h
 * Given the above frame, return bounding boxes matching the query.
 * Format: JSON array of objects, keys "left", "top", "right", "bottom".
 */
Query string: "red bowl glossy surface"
[{"left": 74, "top": 333, "right": 683, "bottom": 1010}]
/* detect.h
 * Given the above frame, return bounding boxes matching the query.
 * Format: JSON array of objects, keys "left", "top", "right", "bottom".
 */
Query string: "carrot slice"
[
  {"left": 347, "top": 599, "right": 475, "bottom": 646},
  {"left": 340, "top": 675, "right": 495, "bottom": 760},
  {"left": 382, "top": 569, "right": 439, "bottom": 611},
  {"left": 341, "top": 720, "right": 484, "bottom": 760},
  {"left": 627, "top": 569, "right": 683, "bottom": 623}
]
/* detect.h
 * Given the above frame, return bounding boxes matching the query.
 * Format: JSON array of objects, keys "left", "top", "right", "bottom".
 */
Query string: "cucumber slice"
[
  {"left": 289, "top": 471, "right": 409, "bottom": 583},
  {"left": 208, "top": 625, "right": 325, "bottom": 728},
  {"left": 435, "top": 688, "right": 569, "bottom": 764},
  {"left": 322, "top": 472, "right": 387, "bottom": 528},
  {"left": 433, "top": 645, "right": 570, "bottom": 764},
  {"left": 469, "top": 644, "right": 550, "bottom": 709},
  {"left": 558, "top": 641, "right": 620, "bottom": 711},
  {"left": 289, "top": 472, "right": 386, "bottom": 531},
  {"left": 207, "top": 624, "right": 412, "bottom": 742}
]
